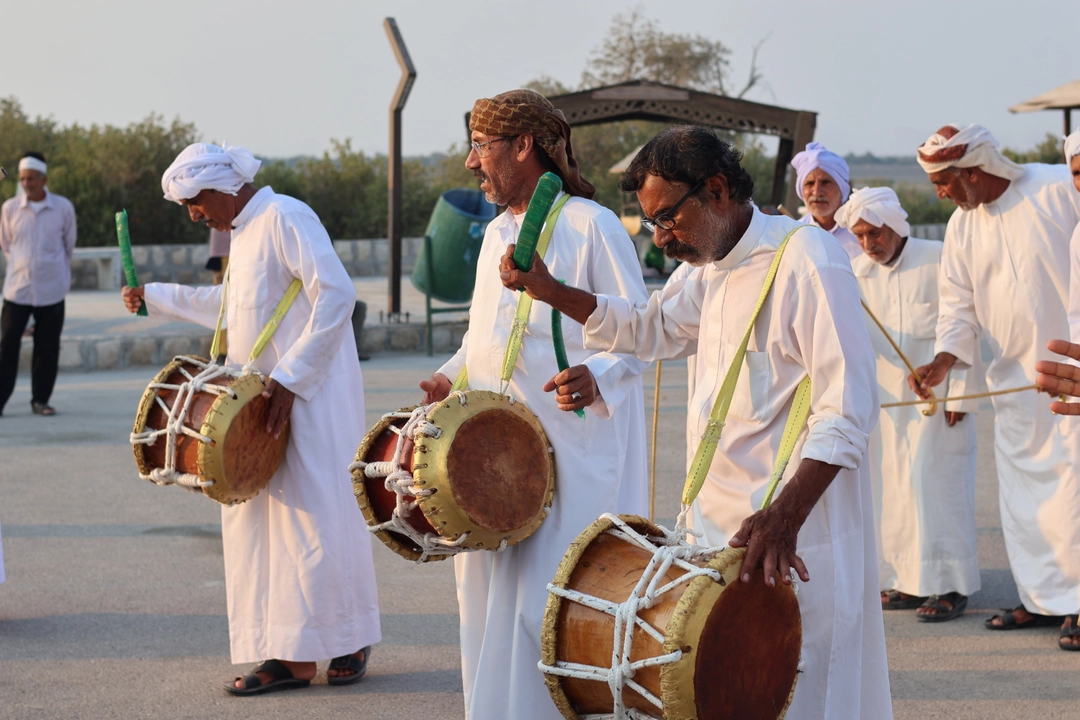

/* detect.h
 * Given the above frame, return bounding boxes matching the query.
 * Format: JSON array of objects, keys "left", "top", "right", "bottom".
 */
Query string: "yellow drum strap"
[
  {"left": 209, "top": 266, "right": 305, "bottom": 363},
  {"left": 451, "top": 193, "right": 571, "bottom": 393},
  {"left": 681, "top": 227, "right": 812, "bottom": 511}
]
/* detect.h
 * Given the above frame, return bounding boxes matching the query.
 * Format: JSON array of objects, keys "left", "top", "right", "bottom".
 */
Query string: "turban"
[
  {"left": 916, "top": 124, "right": 1024, "bottom": 181},
  {"left": 791, "top": 142, "right": 850, "bottom": 202},
  {"left": 18, "top": 157, "right": 47, "bottom": 175},
  {"left": 469, "top": 89, "right": 595, "bottom": 199},
  {"left": 835, "top": 186, "right": 910, "bottom": 238},
  {"left": 161, "top": 143, "right": 262, "bottom": 204},
  {"left": 1065, "top": 130, "right": 1080, "bottom": 163}
]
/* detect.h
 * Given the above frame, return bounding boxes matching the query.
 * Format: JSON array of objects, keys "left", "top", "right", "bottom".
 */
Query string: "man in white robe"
[
  {"left": 503, "top": 125, "right": 892, "bottom": 720},
  {"left": 791, "top": 141, "right": 861, "bottom": 260},
  {"left": 418, "top": 90, "right": 649, "bottom": 720},
  {"left": 121, "top": 143, "right": 381, "bottom": 692},
  {"left": 910, "top": 124, "right": 1080, "bottom": 644},
  {"left": 838, "top": 187, "right": 980, "bottom": 622}
]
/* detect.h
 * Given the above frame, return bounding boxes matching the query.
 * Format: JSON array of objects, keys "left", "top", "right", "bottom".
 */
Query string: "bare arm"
[{"left": 499, "top": 245, "right": 597, "bottom": 325}]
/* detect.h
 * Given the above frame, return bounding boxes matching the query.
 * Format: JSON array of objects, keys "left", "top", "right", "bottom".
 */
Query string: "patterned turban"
[
  {"left": 916, "top": 124, "right": 1024, "bottom": 181},
  {"left": 470, "top": 89, "right": 595, "bottom": 199}
]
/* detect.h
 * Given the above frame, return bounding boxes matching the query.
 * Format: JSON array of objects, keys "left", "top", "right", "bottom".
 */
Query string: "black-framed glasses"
[
  {"left": 640, "top": 179, "right": 705, "bottom": 233},
  {"left": 470, "top": 136, "right": 517, "bottom": 157}
]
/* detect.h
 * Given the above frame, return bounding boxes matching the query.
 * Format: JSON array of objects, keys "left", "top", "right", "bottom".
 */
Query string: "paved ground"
[{"left": 1, "top": 355, "right": 1079, "bottom": 719}]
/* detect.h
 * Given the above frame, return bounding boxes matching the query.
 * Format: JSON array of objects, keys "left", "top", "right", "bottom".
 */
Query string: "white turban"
[
  {"left": 791, "top": 142, "right": 851, "bottom": 202},
  {"left": 835, "top": 186, "right": 911, "bottom": 238},
  {"left": 1064, "top": 130, "right": 1080, "bottom": 163},
  {"left": 916, "top": 124, "right": 1024, "bottom": 181},
  {"left": 18, "top": 157, "right": 47, "bottom": 175},
  {"left": 161, "top": 143, "right": 261, "bottom": 204}
]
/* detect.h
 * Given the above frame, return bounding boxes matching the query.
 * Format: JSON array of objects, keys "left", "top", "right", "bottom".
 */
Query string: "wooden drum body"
[
  {"left": 541, "top": 514, "right": 802, "bottom": 720},
  {"left": 352, "top": 389, "right": 556, "bottom": 562},
  {"left": 132, "top": 356, "right": 290, "bottom": 505}
]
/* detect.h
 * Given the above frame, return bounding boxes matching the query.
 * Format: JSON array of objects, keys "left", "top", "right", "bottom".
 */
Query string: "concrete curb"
[{"left": 18, "top": 320, "right": 469, "bottom": 373}]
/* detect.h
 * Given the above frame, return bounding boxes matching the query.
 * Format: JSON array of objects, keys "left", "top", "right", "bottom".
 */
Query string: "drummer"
[
  {"left": 417, "top": 89, "right": 650, "bottom": 720},
  {"left": 121, "top": 143, "right": 381, "bottom": 694},
  {"left": 500, "top": 125, "right": 892, "bottom": 719}
]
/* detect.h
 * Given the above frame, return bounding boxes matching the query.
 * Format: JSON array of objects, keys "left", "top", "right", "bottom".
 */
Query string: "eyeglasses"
[
  {"left": 640, "top": 180, "right": 705, "bottom": 233},
  {"left": 470, "top": 136, "right": 516, "bottom": 158}
]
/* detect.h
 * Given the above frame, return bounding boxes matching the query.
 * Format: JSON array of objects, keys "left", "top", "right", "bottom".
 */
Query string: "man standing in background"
[
  {"left": 790, "top": 141, "right": 861, "bottom": 260},
  {"left": 0, "top": 152, "right": 77, "bottom": 417}
]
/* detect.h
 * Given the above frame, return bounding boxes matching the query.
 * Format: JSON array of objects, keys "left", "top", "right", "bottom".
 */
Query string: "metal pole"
[{"left": 384, "top": 17, "right": 416, "bottom": 318}]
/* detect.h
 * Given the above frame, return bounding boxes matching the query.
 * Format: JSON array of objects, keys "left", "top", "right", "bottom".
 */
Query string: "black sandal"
[
  {"left": 1059, "top": 615, "right": 1080, "bottom": 651},
  {"left": 881, "top": 589, "right": 926, "bottom": 610},
  {"left": 224, "top": 659, "right": 311, "bottom": 696},
  {"left": 30, "top": 401, "right": 56, "bottom": 416},
  {"left": 984, "top": 605, "right": 1063, "bottom": 630},
  {"left": 327, "top": 646, "right": 372, "bottom": 686},
  {"left": 916, "top": 592, "right": 967, "bottom": 623}
]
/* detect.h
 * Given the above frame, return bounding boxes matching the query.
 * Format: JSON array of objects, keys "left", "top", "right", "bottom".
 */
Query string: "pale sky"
[{"left": 5, "top": 0, "right": 1075, "bottom": 160}]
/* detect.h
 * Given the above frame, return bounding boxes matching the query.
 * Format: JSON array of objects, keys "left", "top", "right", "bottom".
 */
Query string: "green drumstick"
[
  {"left": 552, "top": 280, "right": 584, "bottom": 419},
  {"left": 513, "top": 172, "right": 563, "bottom": 271},
  {"left": 116, "top": 209, "right": 147, "bottom": 316}
]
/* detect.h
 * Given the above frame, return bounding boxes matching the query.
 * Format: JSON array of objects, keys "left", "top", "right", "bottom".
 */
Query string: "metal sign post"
[{"left": 384, "top": 17, "right": 416, "bottom": 318}]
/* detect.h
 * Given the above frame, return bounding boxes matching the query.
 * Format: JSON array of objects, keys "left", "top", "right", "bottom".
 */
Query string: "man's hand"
[
  {"left": 728, "top": 459, "right": 840, "bottom": 587},
  {"left": 1036, "top": 339, "right": 1080, "bottom": 414},
  {"left": 908, "top": 352, "right": 957, "bottom": 400},
  {"left": 945, "top": 411, "right": 966, "bottom": 427},
  {"left": 498, "top": 245, "right": 599, "bottom": 326},
  {"left": 262, "top": 379, "right": 295, "bottom": 439},
  {"left": 419, "top": 373, "right": 452, "bottom": 404},
  {"left": 122, "top": 286, "right": 145, "bottom": 314},
  {"left": 542, "top": 365, "right": 601, "bottom": 412}
]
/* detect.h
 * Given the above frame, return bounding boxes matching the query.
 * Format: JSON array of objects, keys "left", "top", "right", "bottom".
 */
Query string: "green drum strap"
[
  {"left": 681, "top": 226, "right": 812, "bottom": 511},
  {"left": 210, "top": 267, "right": 305, "bottom": 364}
]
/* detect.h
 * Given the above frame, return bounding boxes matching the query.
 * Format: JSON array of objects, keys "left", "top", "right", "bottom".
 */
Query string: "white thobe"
[
  {"left": 936, "top": 164, "right": 1080, "bottom": 616},
  {"left": 803, "top": 213, "right": 861, "bottom": 261},
  {"left": 584, "top": 207, "right": 892, "bottom": 720},
  {"left": 438, "top": 195, "right": 649, "bottom": 720},
  {"left": 854, "top": 239, "right": 981, "bottom": 597},
  {"left": 143, "top": 186, "right": 381, "bottom": 663}
]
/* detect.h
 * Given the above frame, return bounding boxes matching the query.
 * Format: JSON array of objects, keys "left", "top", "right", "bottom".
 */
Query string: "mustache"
[
  {"left": 662, "top": 239, "right": 696, "bottom": 260},
  {"left": 807, "top": 195, "right": 830, "bottom": 203},
  {"left": 473, "top": 169, "right": 487, "bottom": 183}
]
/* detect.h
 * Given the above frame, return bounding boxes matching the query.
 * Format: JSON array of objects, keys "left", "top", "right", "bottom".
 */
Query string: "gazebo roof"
[{"left": 1009, "top": 79, "right": 1080, "bottom": 113}]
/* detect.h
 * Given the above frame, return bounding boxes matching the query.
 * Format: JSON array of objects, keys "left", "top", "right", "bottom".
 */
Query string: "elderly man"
[
  {"left": 418, "top": 89, "right": 649, "bottom": 720},
  {"left": 911, "top": 124, "right": 1080, "bottom": 647},
  {"left": 838, "top": 187, "right": 981, "bottom": 623},
  {"left": 121, "top": 143, "right": 381, "bottom": 692},
  {"left": 0, "top": 152, "right": 77, "bottom": 417},
  {"left": 503, "top": 125, "right": 891, "bottom": 719},
  {"left": 791, "top": 141, "right": 861, "bottom": 260}
]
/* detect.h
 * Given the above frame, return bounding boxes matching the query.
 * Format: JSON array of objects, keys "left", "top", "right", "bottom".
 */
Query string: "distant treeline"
[{"left": 5, "top": 97, "right": 1058, "bottom": 247}]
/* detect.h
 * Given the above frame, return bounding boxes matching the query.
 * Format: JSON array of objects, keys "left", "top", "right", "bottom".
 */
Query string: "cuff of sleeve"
[
  {"left": 583, "top": 354, "right": 620, "bottom": 420},
  {"left": 270, "top": 355, "right": 322, "bottom": 403},
  {"left": 582, "top": 295, "right": 615, "bottom": 352},
  {"left": 142, "top": 283, "right": 168, "bottom": 318},
  {"left": 934, "top": 337, "right": 975, "bottom": 369},
  {"left": 437, "top": 356, "right": 466, "bottom": 387},
  {"left": 800, "top": 420, "right": 867, "bottom": 471}
]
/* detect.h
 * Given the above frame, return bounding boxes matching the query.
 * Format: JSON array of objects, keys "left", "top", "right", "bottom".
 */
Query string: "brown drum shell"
[
  {"left": 133, "top": 358, "right": 289, "bottom": 505},
  {"left": 543, "top": 515, "right": 801, "bottom": 720},
  {"left": 361, "top": 411, "right": 440, "bottom": 541}
]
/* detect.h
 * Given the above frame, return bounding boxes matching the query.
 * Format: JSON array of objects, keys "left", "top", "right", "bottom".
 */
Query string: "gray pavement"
[{"left": 1, "top": 357, "right": 1079, "bottom": 719}]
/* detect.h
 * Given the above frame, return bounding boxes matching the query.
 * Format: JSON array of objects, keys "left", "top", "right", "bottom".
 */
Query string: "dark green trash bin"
[{"left": 411, "top": 188, "right": 496, "bottom": 303}]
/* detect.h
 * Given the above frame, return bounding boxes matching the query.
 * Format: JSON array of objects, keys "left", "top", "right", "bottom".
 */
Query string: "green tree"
[{"left": 1003, "top": 132, "right": 1064, "bottom": 164}]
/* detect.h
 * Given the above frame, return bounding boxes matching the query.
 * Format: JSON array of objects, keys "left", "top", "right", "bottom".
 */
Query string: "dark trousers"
[{"left": 0, "top": 299, "right": 65, "bottom": 412}]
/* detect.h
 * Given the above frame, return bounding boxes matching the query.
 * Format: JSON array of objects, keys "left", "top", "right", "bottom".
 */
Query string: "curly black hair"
[{"left": 619, "top": 125, "right": 754, "bottom": 204}]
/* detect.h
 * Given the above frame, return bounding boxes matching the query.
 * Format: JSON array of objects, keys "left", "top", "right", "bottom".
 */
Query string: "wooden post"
[{"left": 384, "top": 18, "right": 416, "bottom": 317}]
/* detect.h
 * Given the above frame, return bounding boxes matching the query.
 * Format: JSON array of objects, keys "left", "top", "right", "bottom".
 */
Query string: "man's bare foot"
[
  {"left": 881, "top": 589, "right": 925, "bottom": 610},
  {"left": 327, "top": 648, "right": 367, "bottom": 679},
  {"left": 234, "top": 659, "right": 316, "bottom": 689},
  {"left": 1060, "top": 615, "right": 1080, "bottom": 649},
  {"left": 986, "top": 607, "right": 1033, "bottom": 628},
  {"left": 916, "top": 597, "right": 954, "bottom": 616}
]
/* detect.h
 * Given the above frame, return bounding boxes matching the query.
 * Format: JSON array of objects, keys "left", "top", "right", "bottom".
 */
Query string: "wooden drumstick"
[{"left": 649, "top": 360, "right": 662, "bottom": 522}]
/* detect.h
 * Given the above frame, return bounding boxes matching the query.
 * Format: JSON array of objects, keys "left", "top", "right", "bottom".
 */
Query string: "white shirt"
[
  {"left": 802, "top": 213, "right": 861, "bottom": 260},
  {"left": 0, "top": 189, "right": 77, "bottom": 306}
]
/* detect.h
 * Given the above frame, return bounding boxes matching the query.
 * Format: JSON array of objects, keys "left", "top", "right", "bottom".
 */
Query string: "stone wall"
[{"left": 0, "top": 237, "right": 425, "bottom": 291}]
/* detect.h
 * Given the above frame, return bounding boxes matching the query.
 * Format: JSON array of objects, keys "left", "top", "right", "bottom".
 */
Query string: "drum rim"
[
  {"left": 198, "top": 372, "right": 286, "bottom": 506},
  {"left": 416, "top": 390, "right": 555, "bottom": 552},
  {"left": 351, "top": 405, "right": 450, "bottom": 563},
  {"left": 132, "top": 357, "right": 189, "bottom": 481},
  {"left": 541, "top": 514, "right": 800, "bottom": 720}
]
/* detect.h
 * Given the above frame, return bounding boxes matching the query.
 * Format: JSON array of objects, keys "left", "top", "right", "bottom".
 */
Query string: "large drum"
[
  {"left": 541, "top": 514, "right": 802, "bottom": 720},
  {"left": 351, "top": 389, "right": 556, "bottom": 563},
  {"left": 131, "top": 355, "right": 289, "bottom": 506}
]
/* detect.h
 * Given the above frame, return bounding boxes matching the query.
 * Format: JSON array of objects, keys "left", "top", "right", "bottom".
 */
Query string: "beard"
[{"left": 661, "top": 206, "right": 743, "bottom": 265}]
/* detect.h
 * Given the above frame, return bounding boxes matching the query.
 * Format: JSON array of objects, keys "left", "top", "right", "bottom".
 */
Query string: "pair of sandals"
[
  {"left": 985, "top": 607, "right": 1080, "bottom": 652},
  {"left": 881, "top": 589, "right": 968, "bottom": 622},
  {"left": 31, "top": 401, "right": 56, "bottom": 416},
  {"left": 225, "top": 646, "right": 371, "bottom": 696}
]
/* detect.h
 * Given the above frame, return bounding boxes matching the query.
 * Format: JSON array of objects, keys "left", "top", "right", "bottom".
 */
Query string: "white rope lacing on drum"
[
  {"left": 349, "top": 391, "right": 512, "bottom": 563},
  {"left": 538, "top": 513, "right": 730, "bottom": 720},
  {"left": 130, "top": 356, "right": 248, "bottom": 492}
]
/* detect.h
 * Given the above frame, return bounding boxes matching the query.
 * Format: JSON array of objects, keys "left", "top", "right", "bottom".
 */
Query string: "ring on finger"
[{"left": 571, "top": 391, "right": 583, "bottom": 401}]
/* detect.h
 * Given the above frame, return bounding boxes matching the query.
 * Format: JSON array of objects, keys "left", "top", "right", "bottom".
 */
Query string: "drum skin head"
[
  {"left": 352, "top": 390, "right": 556, "bottom": 562},
  {"left": 542, "top": 514, "right": 801, "bottom": 720},
  {"left": 132, "top": 357, "right": 288, "bottom": 506}
]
